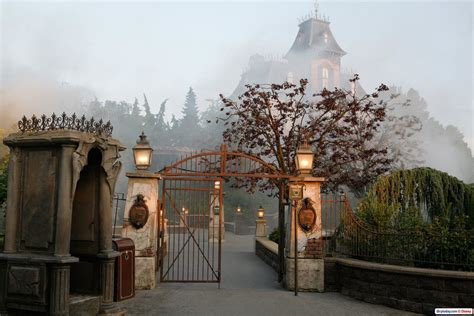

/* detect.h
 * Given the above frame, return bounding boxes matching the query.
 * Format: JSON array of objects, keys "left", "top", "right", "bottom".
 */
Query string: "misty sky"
[{"left": 1, "top": 1, "right": 473, "bottom": 150}]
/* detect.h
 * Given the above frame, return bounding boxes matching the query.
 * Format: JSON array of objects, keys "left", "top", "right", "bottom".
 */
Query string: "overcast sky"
[{"left": 1, "top": 0, "right": 473, "bottom": 150}]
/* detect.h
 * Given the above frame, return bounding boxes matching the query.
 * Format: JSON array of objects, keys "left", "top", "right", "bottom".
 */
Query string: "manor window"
[{"left": 322, "top": 67, "right": 329, "bottom": 89}]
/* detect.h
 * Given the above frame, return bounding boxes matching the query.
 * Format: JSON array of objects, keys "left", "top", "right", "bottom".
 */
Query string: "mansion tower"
[{"left": 231, "top": 8, "right": 361, "bottom": 98}]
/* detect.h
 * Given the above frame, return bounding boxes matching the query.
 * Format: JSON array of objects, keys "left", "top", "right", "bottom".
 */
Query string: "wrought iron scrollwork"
[{"left": 18, "top": 112, "right": 113, "bottom": 137}]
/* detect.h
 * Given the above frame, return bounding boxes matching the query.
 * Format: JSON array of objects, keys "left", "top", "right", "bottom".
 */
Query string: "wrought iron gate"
[
  {"left": 159, "top": 177, "right": 223, "bottom": 283},
  {"left": 157, "top": 144, "right": 289, "bottom": 284}
]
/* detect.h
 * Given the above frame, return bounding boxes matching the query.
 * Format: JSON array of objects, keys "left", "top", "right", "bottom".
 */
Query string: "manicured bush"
[{"left": 269, "top": 227, "right": 281, "bottom": 244}]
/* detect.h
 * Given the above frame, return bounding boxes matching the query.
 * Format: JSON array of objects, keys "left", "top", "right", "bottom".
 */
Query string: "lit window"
[
  {"left": 322, "top": 67, "right": 329, "bottom": 89},
  {"left": 324, "top": 33, "right": 328, "bottom": 43}
]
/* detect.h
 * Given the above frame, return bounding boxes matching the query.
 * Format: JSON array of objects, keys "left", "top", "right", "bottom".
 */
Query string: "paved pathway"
[{"left": 117, "top": 233, "right": 417, "bottom": 316}]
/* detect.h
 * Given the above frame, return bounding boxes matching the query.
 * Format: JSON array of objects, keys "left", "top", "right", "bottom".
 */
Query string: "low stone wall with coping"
[
  {"left": 255, "top": 237, "right": 279, "bottom": 273},
  {"left": 224, "top": 222, "right": 235, "bottom": 233},
  {"left": 333, "top": 257, "right": 474, "bottom": 315},
  {"left": 254, "top": 238, "right": 473, "bottom": 315},
  {"left": 255, "top": 246, "right": 473, "bottom": 314}
]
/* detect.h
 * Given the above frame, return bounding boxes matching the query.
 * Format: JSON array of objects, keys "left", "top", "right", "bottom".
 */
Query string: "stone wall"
[
  {"left": 224, "top": 222, "right": 235, "bottom": 233},
  {"left": 335, "top": 257, "right": 474, "bottom": 315},
  {"left": 323, "top": 257, "right": 338, "bottom": 292},
  {"left": 255, "top": 237, "right": 279, "bottom": 273},
  {"left": 254, "top": 238, "right": 473, "bottom": 315}
]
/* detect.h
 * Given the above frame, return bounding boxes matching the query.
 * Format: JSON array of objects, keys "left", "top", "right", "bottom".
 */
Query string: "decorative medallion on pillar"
[
  {"left": 129, "top": 194, "right": 149, "bottom": 229},
  {"left": 298, "top": 197, "right": 316, "bottom": 233}
]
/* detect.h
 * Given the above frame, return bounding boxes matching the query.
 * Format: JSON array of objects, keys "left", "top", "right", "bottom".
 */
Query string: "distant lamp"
[
  {"left": 236, "top": 206, "right": 241, "bottom": 213},
  {"left": 296, "top": 141, "right": 314, "bottom": 176},
  {"left": 133, "top": 131, "right": 153, "bottom": 170},
  {"left": 214, "top": 181, "right": 221, "bottom": 190},
  {"left": 257, "top": 206, "right": 265, "bottom": 219}
]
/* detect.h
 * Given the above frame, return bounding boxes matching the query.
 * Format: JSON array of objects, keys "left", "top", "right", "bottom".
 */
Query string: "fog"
[{"left": 0, "top": 1, "right": 472, "bottom": 182}]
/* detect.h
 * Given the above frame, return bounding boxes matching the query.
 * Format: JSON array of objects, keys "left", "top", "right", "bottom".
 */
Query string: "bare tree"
[{"left": 218, "top": 76, "right": 392, "bottom": 196}]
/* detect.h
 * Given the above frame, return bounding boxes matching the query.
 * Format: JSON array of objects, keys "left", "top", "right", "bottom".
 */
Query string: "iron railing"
[
  {"left": 321, "top": 193, "right": 345, "bottom": 237},
  {"left": 112, "top": 193, "right": 127, "bottom": 237},
  {"left": 328, "top": 196, "right": 474, "bottom": 271}
]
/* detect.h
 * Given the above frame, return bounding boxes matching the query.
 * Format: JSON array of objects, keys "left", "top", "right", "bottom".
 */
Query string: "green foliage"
[
  {"left": 269, "top": 227, "right": 282, "bottom": 244},
  {"left": 0, "top": 155, "right": 8, "bottom": 205},
  {"left": 345, "top": 168, "right": 474, "bottom": 271},
  {"left": 357, "top": 191, "right": 425, "bottom": 231},
  {"left": 0, "top": 155, "right": 7, "bottom": 240},
  {"left": 182, "top": 87, "right": 200, "bottom": 125},
  {"left": 422, "top": 208, "right": 474, "bottom": 270},
  {"left": 173, "top": 87, "right": 202, "bottom": 147},
  {"left": 363, "top": 167, "right": 474, "bottom": 229}
]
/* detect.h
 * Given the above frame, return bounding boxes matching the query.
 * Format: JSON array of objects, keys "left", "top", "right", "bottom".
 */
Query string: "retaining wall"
[
  {"left": 254, "top": 237, "right": 473, "bottom": 315},
  {"left": 255, "top": 237, "right": 279, "bottom": 273},
  {"left": 335, "top": 257, "right": 474, "bottom": 315}
]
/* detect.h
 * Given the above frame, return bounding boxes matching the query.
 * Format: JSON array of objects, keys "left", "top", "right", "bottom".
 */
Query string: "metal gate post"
[
  {"left": 278, "top": 183, "right": 285, "bottom": 283},
  {"left": 294, "top": 199, "right": 298, "bottom": 296}
]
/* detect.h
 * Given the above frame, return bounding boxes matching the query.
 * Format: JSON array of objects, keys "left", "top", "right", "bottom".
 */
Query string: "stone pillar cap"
[
  {"left": 126, "top": 171, "right": 162, "bottom": 179},
  {"left": 289, "top": 176, "right": 325, "bottom": 183}
]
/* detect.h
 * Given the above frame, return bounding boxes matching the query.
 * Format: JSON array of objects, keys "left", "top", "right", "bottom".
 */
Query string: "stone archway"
[{"left": 0, "top": 114, "right": 125, "bottom": 316}]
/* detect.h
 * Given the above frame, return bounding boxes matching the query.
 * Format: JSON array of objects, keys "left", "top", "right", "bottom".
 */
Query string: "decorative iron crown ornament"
[{"left": 18, "top": 112, "right": 113, "bottom": 137}]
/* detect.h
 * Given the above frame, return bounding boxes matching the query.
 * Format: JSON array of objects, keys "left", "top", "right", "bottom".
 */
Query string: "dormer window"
[{"left": 324, "top": 32, "right": 328, "bottom": 43}]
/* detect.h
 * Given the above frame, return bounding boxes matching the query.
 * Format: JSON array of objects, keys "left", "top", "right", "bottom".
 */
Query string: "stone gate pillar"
[
  {"left": 285, "top": 176, "right": 325, "bottom": 292},
  {"left": 208, "top": 189, "right": 225, "bottom": 242},
  {"left": 122, "top": 171, "right": 161, "bottom": 290}
]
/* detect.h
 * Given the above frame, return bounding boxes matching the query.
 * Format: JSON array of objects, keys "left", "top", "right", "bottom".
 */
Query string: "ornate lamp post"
[
  {"left": 286, "top": 140, "right": 325, "bottom": 294},
  {"left": 180, "top": 207, "right": 188, "bottom": 227},
  {"left": 123, "top": 131, "right": 161, "bottom": 290},
  {"left": 133, "top": 131, "right": 153, "bottom": 171},
  {"left": 295, "top": 142, "right": 314, "bottom": 176},
  {"left": 209, "top": 179, "right": 224, "bottom": 242},
  {"left": 234, "top": 205, "right": 247, "bottom": 235},
  {"left": 255, "top": 206, "right": 266, "bottom": 237}
]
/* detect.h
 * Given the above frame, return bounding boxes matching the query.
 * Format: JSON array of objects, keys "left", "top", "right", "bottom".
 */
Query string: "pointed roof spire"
[{"left": 286, "top": 14, "right": 346, "bottom": 57}]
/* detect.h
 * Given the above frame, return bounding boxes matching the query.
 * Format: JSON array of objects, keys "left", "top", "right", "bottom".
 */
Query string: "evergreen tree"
[
  {"left": 201, "top": 99, "right": 225, "bottom": 148},
  {"left": 380, "top": 87, "right": 474, "bottom": 183},
  {"left": 142, "top": 94, "right": 156, "bottom": 135},
  {"left": 156, "top": 99, "right": 169, "bottom": 132},
  {"left": 131, "top": 98, "right": 140, "bottom": 117},
  {"left": 182, "top": 88, "right": 200, "bottom": 124},
  {"left": 170, "top": 114, "right": 179, "bottom": 129},
  {"left": 166, "top": 114, "right": 180, "bottom": 147},
  {"left": 176, "top": 87, "right": 202, "bottom": 147}
]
